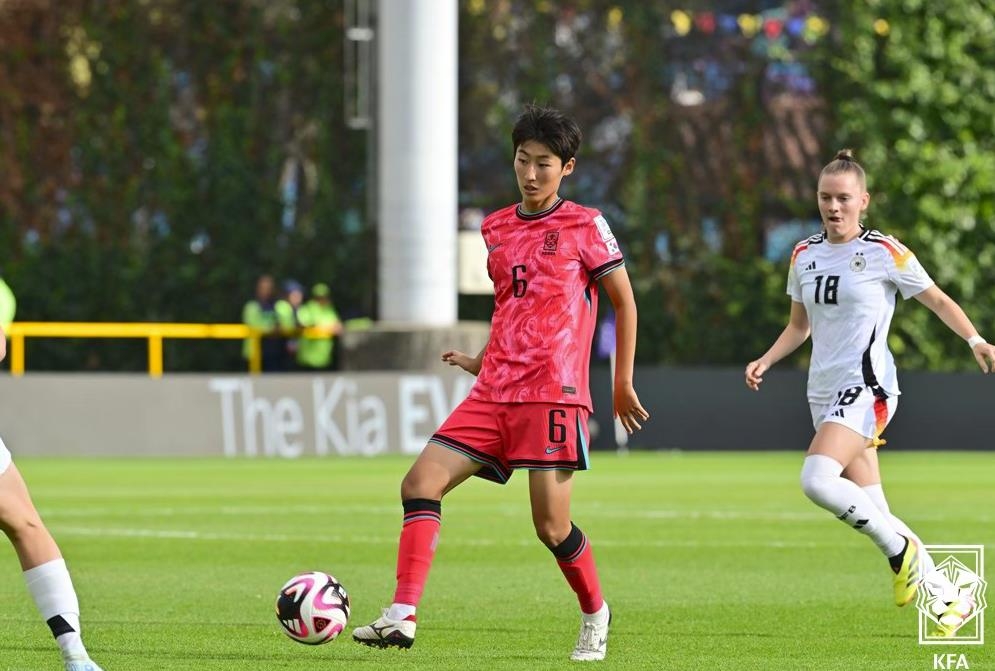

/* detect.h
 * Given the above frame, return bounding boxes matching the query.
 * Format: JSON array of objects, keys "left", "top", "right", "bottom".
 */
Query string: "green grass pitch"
[{"left": 0, "top": 452, "right": 992, "bottom": 670}]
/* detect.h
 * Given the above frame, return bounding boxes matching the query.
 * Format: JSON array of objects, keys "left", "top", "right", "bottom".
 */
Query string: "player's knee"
[
  {"left": 800, "top": 473, "right": 827, "bottom": 504},
  {"left": 533, "top": 519, "right": 571, "bottom": 548},
  {"left": 400, "top": 471, "right": 442, "bottom": 501},
  {"left": 399, "top": 474, "right": 420, "bottom": 501},
  {"left": 800, "top": 454, "right": 842, "bottom": 506},
  {"left": 0, "top": 512, "right": 44, "bottom": 542}
]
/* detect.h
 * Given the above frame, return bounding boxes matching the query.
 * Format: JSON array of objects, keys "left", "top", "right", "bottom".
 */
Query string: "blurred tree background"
[
  {"left": 0, "top": 0, "right": 374, "bottom": 370},
  {"left": 825, "top": 0, "right": 995, "bottom": 369},
  {"left": 0, "top": 0, "right": 991, "bottom": 372}
]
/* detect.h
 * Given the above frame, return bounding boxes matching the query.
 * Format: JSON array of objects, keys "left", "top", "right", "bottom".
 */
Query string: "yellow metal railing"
[{"left": 6, "top": 322, "right": 263, "bottom": 377}]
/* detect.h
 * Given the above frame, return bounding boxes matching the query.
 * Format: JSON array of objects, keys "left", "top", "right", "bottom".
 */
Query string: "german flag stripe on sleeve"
[
  {"left": 789, "top": 242, "right": 808, "bottom": 267},
  {"left": 789, "top": 232, "right": 823, "bottom": 266},
  {"left": 862, "top": 229, "right": 914, "bottom": 267}
]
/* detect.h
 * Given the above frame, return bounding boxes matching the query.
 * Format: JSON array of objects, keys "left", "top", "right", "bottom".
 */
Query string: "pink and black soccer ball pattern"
[{"left": 276, "top": 571, "right": 351, "bottom": 645}]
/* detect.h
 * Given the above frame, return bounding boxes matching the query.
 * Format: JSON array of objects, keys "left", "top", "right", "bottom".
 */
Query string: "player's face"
[
  {"left": 514, "top": 141, "right": 575, "bottom": 212},
  {"left": 817, "top": 172, "right": 869, "bottom": 243}
]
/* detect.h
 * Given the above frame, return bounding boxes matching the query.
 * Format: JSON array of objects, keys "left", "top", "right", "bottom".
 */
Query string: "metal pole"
[{"left": 377, "top": 0, "right": 458, "bottom": 325}]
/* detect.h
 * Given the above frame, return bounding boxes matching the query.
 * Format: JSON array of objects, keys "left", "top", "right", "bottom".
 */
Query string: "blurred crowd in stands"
[{"left": 242, "top": 274, "right": 365, "bottom": 372}]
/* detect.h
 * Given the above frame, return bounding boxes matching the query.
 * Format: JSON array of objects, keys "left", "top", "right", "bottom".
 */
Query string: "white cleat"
[
  {"left": 64, "top": 657, "right": 104, "bottom": 671},
  {"left": 352, "top": 609, "right": 416, "bottom": 649},
  {"left": 570, "top": 604, "right": 611, "bottom": 662}
]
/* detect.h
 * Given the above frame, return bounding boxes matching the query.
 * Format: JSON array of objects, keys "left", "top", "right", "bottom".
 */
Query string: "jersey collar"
[{"left": 516, "top": 198, "right": 565, "bottom": 220}]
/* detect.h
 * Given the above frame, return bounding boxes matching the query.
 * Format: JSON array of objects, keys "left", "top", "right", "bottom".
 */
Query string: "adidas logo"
[
  {"left": 804, "top": 261, "right": 817, "bottom": 271},
  {"left": 831, "top": 408, "right": 845, "bottom": 418}
]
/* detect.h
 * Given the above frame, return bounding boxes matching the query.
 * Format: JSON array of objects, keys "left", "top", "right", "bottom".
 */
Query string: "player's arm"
[
  {"left": 0, "top": 323, "right": 6, "bottom": 362},
  {"left": 600, "top": 266, "right": 649, "bottom": 433},
  {"left": 441, "top": 339, "right": 488, "bottom": 376},
  {"left": 913, "top": 285, "right": 994, "bottom": 373},
  {"left": 745, "top": 300, "right": 810, "bottom": 390}
]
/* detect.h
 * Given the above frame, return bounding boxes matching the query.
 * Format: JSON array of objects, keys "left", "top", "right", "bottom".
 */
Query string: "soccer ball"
[{"left": 275, "top": 571, "right": 351, "bottom": 645}]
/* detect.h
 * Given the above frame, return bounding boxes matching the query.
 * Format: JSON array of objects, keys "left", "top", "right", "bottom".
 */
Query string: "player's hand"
[
  {"left": 971, "top": 342, "right": 995, "bottom": 374},
  {"left": 613, "top": 383, "right": 649, "bottom": 434},
  {"left": 441, "top": 349, "right": 481, "bottom": 376},
  {"left": 745, "top": 359, "right": 769, "bottom": 391}
]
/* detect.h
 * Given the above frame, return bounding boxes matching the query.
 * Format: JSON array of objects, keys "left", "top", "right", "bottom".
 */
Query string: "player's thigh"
[
  {"left": 842, "top": 447, "right": 882, "bottom": 487},
  {"left": 0, "top": 462, "right": 44, "bottom": 532},
  {"left": 809, "top": 388, "right": 896, "bottom": 467},
  {"left": 424, "top": 397, "right": 510, "bottom": 486},
  {"left": 403, "top": 398, "right": 500, "bottom": 499},
  {"left": 401, "top": 442, "right": 482, "bottom": 500},
  {"left": 528, "top": 469, "right": 574, "bottom": 545},
  {"left": 807, "top": 421, "right": 868, "bottom": 469}
]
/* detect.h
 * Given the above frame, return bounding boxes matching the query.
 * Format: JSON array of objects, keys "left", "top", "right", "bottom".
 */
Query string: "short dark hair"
[{"left": 511, "top": 105, "right": 582, "bottom": 165}]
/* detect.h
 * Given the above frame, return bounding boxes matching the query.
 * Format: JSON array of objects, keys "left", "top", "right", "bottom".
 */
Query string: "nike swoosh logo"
[
  {"left": 487, "top": 243, "right": 503, "bottom": 252},
  {"left": 545, "top": 446, "right": 566, "bottom": 454}
]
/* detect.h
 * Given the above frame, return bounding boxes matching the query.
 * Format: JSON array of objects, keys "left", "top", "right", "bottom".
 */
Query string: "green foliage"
[
  {"left": 458, "top": 1, "right": 820, "bottom": 365},
  {"left": 824, "top": 1, "right": 995, "bottom": 370},
  {"left": 3, "top": 1, "right": 991, "bottom": 371},
  {"left": 1, "top": 1, "right": 372, "bottom": 371},
  {"left": 635, "top": 256, "right": 802, "bottom": 366}
]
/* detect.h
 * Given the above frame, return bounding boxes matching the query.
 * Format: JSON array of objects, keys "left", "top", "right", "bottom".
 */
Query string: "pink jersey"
[{"left": 469, "top": 198, "right": 624, "bottom": 411}]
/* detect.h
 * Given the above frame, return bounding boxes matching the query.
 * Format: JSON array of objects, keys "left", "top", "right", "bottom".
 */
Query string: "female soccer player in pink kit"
[
  {"left": 0, "top": 324, "right": 104, "bottom": 671},
  {"left": 353, "top": 105, "right": 649, "bottom": 661}
]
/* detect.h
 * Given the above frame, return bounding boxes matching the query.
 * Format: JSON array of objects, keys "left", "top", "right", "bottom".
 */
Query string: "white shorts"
[
  {"left": 810, "top": 385, "right": 898, "bottom": 442},
  {"left": 0, "top": 434, "right": 10, "bottom": 475}
]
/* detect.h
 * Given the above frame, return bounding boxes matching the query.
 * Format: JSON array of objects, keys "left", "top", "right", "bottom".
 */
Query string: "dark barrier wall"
[
  {"left": 0, "top": 368, "right": 989, "bottom": 457},
  {"left": 589, "top": 366, "right": 995, "bottom": 451}
]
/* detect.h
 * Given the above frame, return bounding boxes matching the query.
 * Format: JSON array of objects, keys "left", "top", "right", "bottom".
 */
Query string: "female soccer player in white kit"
[
  {"left": 0, "top": 324, "right": 104, "bottom": 671},
  {"left": 745, "top": 150, "right": 995, "bottom": 634}
]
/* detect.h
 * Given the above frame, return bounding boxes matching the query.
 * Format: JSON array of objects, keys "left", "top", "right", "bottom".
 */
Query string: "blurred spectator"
[
  {"left": 296, "top": 282, "right": 343, "bottom": 371},
  {"left": 0, "top": 269, "right": 15, "bottom": 331},
  {"left": 275, "top": 279, "right": 305, "bottom": 366},
  {"left": 242, "top": 274, "right": 286, "bottom": 372}
]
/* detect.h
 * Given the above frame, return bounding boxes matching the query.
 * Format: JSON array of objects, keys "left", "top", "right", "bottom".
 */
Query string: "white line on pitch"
[
  {"left": 37, "top": 505, "right": 984, "bottom": 524},
  {"left": 48, "top": 525, "right": 865, "bottom": 549}
]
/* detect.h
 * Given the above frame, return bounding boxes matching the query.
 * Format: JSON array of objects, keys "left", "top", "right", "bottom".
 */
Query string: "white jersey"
[{"left": 787, "top": 228, "right": 934, "bottom": 403}]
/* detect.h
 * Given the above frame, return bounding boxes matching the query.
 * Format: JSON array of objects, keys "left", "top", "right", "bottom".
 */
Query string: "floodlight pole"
[{"left": 376, "top": 0, "right": 458, "bottom": 325}]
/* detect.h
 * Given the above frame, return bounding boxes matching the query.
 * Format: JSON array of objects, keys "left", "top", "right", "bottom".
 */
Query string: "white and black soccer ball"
[{"left": 275, "top": 571, "right": 351, "bottom": 645}]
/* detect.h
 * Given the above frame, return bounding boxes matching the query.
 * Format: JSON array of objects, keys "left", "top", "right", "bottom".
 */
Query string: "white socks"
[
  {"left": 23, "top": 558, "right": 87, "bottom": 659},
  {"left": 387, "top": 603, "right": 416, "bottom": 621},
  {"left": 861, "top": 483, "right": 937, "bottom": 574},
  {"left": 800, "top": 455, "right": 906, "bottom": 557},
  {"left": 860, "top": 482, "right": 958, "bottom": 600},
  {"left": 581, "top": 600, "right": 610, "bottom": 625}
]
